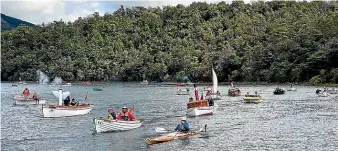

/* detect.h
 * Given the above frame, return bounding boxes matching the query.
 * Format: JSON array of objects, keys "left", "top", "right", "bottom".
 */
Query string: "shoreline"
[{"left": 3, "top": 81, "right": 338, "bottom": 87}]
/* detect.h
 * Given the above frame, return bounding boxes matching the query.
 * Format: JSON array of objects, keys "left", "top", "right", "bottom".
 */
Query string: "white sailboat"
[
  {"left": 42, "top": 89, "right": 93, "bottom": 118},
  {"left": 211, "top": 68, "right": 222, "bottom": 100}
]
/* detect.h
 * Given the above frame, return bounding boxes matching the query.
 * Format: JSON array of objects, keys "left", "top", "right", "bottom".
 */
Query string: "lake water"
[{"left": 1, "top": 83, "right": 338, "bottom": 151}]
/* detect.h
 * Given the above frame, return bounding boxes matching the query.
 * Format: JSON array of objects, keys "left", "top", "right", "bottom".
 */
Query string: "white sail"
[
  {"left": 52, "top": 90, "right": 70, "bottom": 100},
  {"left": 212, "top": 68, "right": 218, "bottom": 93}
]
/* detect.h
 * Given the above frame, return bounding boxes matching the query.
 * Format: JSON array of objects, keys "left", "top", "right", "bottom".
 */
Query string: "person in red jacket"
[
  {"left": 117, "top": 107, "right": 135, "bottom": 121},
  {"left": 23, "top": 88, "right": 30, "bottom": 96}
]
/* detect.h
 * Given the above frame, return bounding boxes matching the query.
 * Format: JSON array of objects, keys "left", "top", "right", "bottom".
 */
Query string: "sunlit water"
[{"left": 1, "top": 83, "right": 338, "bottom": 151}]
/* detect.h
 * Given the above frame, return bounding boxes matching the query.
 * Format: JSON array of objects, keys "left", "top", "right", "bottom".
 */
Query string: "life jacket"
[
  {"left": 23, "top": 90, "right": 30, "bottom": 95},
  {"left": 70, "top": 101, "right": 76, "bottom": 106},
  {"left": 179, "top": 123, "right": 189, "bottom": 131},
  {"left": 120, "top": 111, "right": 130, "bottom": 121},
  {"left": 108, "top": 113, "right": 114, "bottom": 119}
]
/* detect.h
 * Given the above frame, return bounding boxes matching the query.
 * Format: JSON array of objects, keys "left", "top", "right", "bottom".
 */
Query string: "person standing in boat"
[
  {"left": 23, "top": 88, "right": 30, "bottom": 96},
  {"left": 175, "top": 117, "right": 190, "bottom": 133},
  {"left": 117, "top": 107, "right": 135, "bottom": 121},
  {"left": 107, "top": 108, "right": 117, "bottom": 120},
  {"left": 63, "top": 96, "right": 70, "bottom": 106},
  {"left": 32, "top": 92, "right": 39, "bottom": 104}
]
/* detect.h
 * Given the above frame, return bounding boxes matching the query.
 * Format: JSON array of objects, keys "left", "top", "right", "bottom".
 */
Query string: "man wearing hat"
[
  {"left": 175, "top": 117, "right": 190, "bottom": 132},
  {"left": 107, "top": 108, "right": 117, "bottom": 120},
  {"left": 117, "top": 106, "right": 135, "bottom": 121}
]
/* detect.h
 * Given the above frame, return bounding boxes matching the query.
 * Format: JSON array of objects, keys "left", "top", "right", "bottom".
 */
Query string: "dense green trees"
[{"left": 1, "top": 1, "right": 338, "bottom": 83}]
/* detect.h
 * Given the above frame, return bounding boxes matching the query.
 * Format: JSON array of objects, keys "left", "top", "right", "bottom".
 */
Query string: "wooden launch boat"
[
  {"left": 187, "top": 84, "right": 214, "bottom": 117},
  {"left": 187, "top": 100, "right": 214, "bottom": 117}
]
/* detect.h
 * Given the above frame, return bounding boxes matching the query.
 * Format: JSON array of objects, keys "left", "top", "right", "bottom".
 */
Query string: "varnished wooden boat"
[{"left": 146, "top": 131, "right": 200, "bottom": 145}]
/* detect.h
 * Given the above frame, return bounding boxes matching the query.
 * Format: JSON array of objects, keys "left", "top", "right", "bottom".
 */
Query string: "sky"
[
  {"left": 0, "top": 0, "right": 244, "bottom": 24},
  {"left": 1, "top": 0, "right": 310, "bottom": 25}
]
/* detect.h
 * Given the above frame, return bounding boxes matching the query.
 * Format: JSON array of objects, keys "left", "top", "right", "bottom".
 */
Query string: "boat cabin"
[{"left": 187, "top": 100, "right": 209, "bottom": 109}]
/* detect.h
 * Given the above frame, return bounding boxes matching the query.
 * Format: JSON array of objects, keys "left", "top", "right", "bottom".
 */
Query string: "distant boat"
[
  {"left": 12, "top": 83, "right": 18, "bottom": 87},
  {"left": 287, "top": 87, "right": 297, "bottom": 92},
  {"left": 140, "top": 80, "right": 148, "bottom": 85},
  {"left": 176, "top": 83, "right": 185, "bottom": 86},
  {"left": 228, "top": 87, "right": 241, "bottom": 97},
  {"left": 327, "top": 88, "right": 337, "bottom": 94},
  {"left": 81, "top": 81, "right": 91, "bottom": 85},
  {"left": 210, "top": 68, "right": 222, "bottom": 100},
  {"left": 93, "top": 88, "right": 103, "bottom": 91},
  {"left": 244, "top": 93, "right": 263, "bottom": 103},
  {"left": 316, "top": 89, "right": 329, "bottom": 97},
  {"left": 273, "top": 88, "right": 285, "bottom": 95},
  {"left": 62, "top": 83, "right": 72, "bottom": 86},
  {"left": 177, "top": 88, "right": 190, "bottom": 95}
]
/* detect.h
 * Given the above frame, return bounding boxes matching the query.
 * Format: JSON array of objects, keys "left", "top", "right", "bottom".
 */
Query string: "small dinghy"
[
  {"left": 228, "top": 88, "right": 241, "bottom": 97},
  {"left": 43, "top": 89, "right": 93, "bottom": 118},
  {"left": 93, "top": 117, "right": 143, "bottom": 133},
  {"left": 244, "top": 92, "right": 263, "bottom": 103},
  {"left": 93, "top": 88, "right": 103, "bottom": 91},
  {"left": 13, "top": 94, "right": 46, "bottom": 105}
]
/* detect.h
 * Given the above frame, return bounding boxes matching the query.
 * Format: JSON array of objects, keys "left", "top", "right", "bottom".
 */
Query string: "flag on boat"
[
  {"left": 194, "top": 84, "right": 199, "bottom": 101},
  {"left": 129, "top": 105, "right": 135, "bottom": 113},
  {"left": 85, "top": 92, "right": 88, "bottom": 101}
]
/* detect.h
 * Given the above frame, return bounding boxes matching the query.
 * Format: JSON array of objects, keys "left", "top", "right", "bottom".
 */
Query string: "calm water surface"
[{"left": 1, "top": 83, "right": 338, "bottom": 151}]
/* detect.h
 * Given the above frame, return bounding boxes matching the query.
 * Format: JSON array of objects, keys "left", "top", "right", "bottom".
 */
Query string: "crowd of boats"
[{"left": 11, "top": 67, "right": 338, "bottom": 145}]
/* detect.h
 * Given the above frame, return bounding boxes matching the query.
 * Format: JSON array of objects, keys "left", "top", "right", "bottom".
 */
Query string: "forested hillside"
[
  {"left": 1, "top": 13, "right": 35, "bottom": 31},
  {"left": 1, "top": 1, "right": 338, "bottom": 83}
]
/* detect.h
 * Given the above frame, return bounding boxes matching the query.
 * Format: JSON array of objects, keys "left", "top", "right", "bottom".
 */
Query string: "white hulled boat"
[
  {"left": 186, "top": 85, "right": 214, "bottom": 117},
  {"left": 93, "top": 118, "right": 143, "bottom": 133},
  {"left": 140, "top": 80, "right": 149, "bottom": 85},
  {"left": 42, "top": 89, "right": 93, "bottom": 118},
  {"left": 14, "top": 94, "right": 46, "bottom": 105}
]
